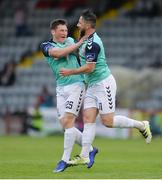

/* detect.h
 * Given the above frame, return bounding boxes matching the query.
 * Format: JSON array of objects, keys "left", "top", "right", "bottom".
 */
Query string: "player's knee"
[
  {"left": 83, "top": 113, "right": 93, "bottom": 123},
  {"left": 83, "top": 108, "right": 97, "bottom": 123},
  {"left": 101, "top": 115, "right": 114, "bottom": 128},
  {"left": 61, "top": 118, "right": 73, "bottom": 129},
  {"left": 61, "top": 113, "right": 75, "bottom": 129}
]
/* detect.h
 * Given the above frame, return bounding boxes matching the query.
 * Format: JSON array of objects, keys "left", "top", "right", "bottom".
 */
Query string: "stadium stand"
[
  {"left": 99, "top": 17, "right": 162, "bottom": 68},
  {"left": 0, "top": 0, "right": 162, "bottom": 134}
]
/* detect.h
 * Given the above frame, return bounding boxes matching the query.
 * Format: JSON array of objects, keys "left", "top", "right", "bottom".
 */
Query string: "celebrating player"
[
  {"left": 40, "top": 19, "right": 98, "bottom": 173},
  {"left": 60, "top": 9, "right": 152, "bottom": 166}
]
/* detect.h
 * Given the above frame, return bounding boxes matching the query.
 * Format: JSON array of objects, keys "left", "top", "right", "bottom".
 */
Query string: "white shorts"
[
  {"left": 84, "top": 75, "right": 117, "bottom": 114},
  {"left": 56, "top": 82, "right": 85, "bottom": 119}
]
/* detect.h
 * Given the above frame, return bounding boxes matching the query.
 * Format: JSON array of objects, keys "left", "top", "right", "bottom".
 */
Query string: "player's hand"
[
  {"left": 60, "top": 68, "right": 73, "bottom": 76},
  {"left": 77, "top": 34, "right": 88, "bottom": 45},
  {"left": 79, "top": 35, "right": 88, "bottom": 42}
]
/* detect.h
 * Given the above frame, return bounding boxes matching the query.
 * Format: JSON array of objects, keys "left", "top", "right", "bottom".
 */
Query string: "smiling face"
[{"left": 51, "top": 24, "right": 68, "bottom": 43}]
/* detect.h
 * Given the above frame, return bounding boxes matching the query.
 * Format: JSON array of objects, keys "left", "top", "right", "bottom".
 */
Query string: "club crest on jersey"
[{"left": 86, "top": 53, "right": 95, "bottom": 61}]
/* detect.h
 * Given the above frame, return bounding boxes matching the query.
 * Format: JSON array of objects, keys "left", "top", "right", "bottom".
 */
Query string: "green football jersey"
[
  {"left": 41, "top": 37, "right": 84, "bottom": 86},
  {"left": 79, "top": 32, "right": 111, "bottom": 86}
]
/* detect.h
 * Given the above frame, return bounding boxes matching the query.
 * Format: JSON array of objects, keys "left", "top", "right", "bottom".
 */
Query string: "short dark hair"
[
  {"left": 81, "top": 9, "right": 96, "bottom": 28},
  {"left": 50, "top": 19, "right": 67, "bottom": 29}
]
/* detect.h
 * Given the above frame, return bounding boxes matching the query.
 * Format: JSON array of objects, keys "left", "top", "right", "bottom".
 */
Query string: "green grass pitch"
[{"left": 0, "top": 135, "right": 162, "bottom": 179}]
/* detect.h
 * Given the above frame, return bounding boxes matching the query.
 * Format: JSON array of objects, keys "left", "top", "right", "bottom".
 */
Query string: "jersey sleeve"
[
  {"left": 40, "top": 42, "right": 54, "bottom": 57},
  {"left": 85, "top": 41, "right": 100, "bottom": 63}
]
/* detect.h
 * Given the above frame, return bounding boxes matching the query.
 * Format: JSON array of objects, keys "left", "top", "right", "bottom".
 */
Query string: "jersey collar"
[
  {"left": 49, "top": 39, "right": 57, "bottom": 44},
  {"left": 87, "top": 32, "right": 96, "bottom": 40},
  {"left": 49, "top": 39, "right": 66, "bottom": 45}
]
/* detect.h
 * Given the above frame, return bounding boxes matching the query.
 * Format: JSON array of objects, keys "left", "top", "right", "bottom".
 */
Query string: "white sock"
[
  {"left": 74, "top": 127, "right": 93, "bottom": 151},
  {"left": 80, "top": 123, "right": 96, "bottom": 158},
  {"left": 62, "top": 127, "right": 76, "bottom": 162},
  {"left": 113, "top": 115, "right": 144, "bottom": 131}
]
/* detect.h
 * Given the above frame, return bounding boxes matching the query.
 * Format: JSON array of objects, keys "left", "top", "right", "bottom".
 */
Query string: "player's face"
[
  {"left": 51, "top": 24, "right": 68, "bottom": 43},
  {"left": 77, "top": 16, "right": 87, "bottom": 35}
]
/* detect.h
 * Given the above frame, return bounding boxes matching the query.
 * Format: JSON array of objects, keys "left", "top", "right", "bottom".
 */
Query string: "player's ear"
[
  {"left": 86, "top": 23, "right": 91, "bottom": 30},
  {"left": 51, "top": 29, "right": 55, "bottom": 36}
]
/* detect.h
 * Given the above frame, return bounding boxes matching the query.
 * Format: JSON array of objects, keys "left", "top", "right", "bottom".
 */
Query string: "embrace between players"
[{"left": 40, "top": 9, "right": 152, "bottom": 173}]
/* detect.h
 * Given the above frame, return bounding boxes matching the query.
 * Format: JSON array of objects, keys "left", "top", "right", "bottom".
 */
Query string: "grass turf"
[{"left": 0, "top": 135, "right": 162, "bottom": 179}]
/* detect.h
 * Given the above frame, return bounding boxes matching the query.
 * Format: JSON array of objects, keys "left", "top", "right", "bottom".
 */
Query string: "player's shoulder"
[
  {"left": 88, "top": 32, "right": 101, "bottom": 44},
  {"left": 40, "top": 40, "right": 55, "bottom": 57},
  {"left": 93, "top": 32, "right": 102, "bottom": 43},
  {"left": 86, "top": 33, "right": 100, "bottom": 51},
  {"left": 40, "top": 39, "right": 56, "bottom": 49},
  {"left": 40, "top": 39, "right": 55, "bottom": 47},
  {"left": 66, "top": 37, "right": 75, "bottom": 44}
]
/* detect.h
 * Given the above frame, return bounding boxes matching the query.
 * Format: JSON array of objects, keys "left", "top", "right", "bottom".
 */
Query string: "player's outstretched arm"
[
  {"left": 49, "top": 37, "right": 85, "bottom": 59},
  {"left": 60, "top": 63, "right": 95, "bottom": 76}
]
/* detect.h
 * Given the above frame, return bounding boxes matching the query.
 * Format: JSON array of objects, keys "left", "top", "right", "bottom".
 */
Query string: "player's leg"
[
  {"left": 73, "top": 119, "right": 98, "bottom": 168},
  {"left": 63, "top": 82, "right": 86, "bottom": 153},
  {"left": 69, "top": 107, "right": 98, "bottom": 167},
  {"left": 74, "top": 124, "right": 93, "bottom": 151},
  {"left": 54, "top": 84, "right": 81, "bottom": 172},
  {"left": 54, "top": 90, "right": 73, "bottom": 173},
  {"left": 60, "top": 112, "right": 76, "bottom": 161},
  {"left": 82, "top": 107, "right": 98, "bottom": 168},
  {"left": 99, "top": 75, "right": 152, "bottom": 144},
  {"left": 101, "top": 113, "right": 152, "bottom": 143},
  {"left": 55, "top": 111, "right": 88, "bottom": 172},
  {"left": 54, "top": 82, "right": 86, "bottom": 172},
  {"left": 80, "top": 107, "right": 98, "bottom": 156},
  {"left": 69, "top": 92, "right": 99, "bottom": 168}
]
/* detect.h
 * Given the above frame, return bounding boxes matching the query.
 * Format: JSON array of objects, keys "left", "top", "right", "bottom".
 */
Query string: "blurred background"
[{"left": 0, "top": 0, "right": 162, "bottom": 139}]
